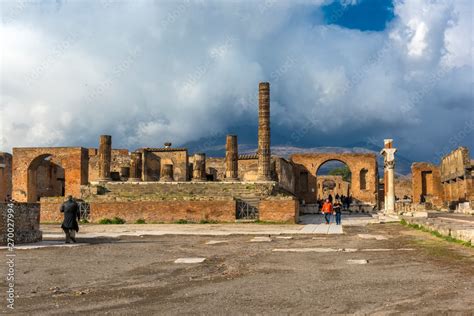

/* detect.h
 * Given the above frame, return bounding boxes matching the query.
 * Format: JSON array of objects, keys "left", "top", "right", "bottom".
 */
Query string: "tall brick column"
[
  {"left": 257, "top": 82, "right": 271, "bottom": 181},
  {"left": 98, "top": 135, "right": 112, "bottom": 181},
  {"left": 192, "top": 153, "right": 206, "bottom": 181},
  {"left": 128, "top": 152, "right": 142, "bottom": 181},
  {"left": 225, "top": 135, "right": 238, "bottom": 180},
  {"left": 380, "top": 139, "right": 396, "bottom": 213}
]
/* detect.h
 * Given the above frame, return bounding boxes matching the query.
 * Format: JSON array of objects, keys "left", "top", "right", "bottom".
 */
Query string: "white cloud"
[{"left": 0, "top": 0, "right": 472, "bottom": 161}]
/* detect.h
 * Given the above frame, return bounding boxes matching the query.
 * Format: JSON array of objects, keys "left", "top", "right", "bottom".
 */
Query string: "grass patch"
[
  {"left": 98, "top": 217, "right": 126, "bottom": 224},
  {"left": 174, "top": 219, "right": 190, "bottom": 224},
  {"left": 199, "top": 219, "right": 219, "bottom": 224},
  {"left": 134, "top": 219, "right": 146, "bottom": 224},
  {"left": 400, "top": 219, "right": 472, "bottom": 247},
  {"left": 79, "top": 219, "right": 89, "bottom": 224}
]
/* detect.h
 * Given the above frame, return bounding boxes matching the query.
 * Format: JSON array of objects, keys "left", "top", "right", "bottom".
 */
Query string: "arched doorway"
[
  {"left": 27, "top": 154, "right": 65, "bottom": 202},
  {"left": 316, "top": 160, "right": 352, "bottom": 203}
]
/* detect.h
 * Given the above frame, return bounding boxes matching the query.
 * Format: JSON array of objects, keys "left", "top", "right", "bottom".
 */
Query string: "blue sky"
[
  {"left": 0, "top": 0, "right": 473, "bottom": 164},
  {"left": 322, "top": 0, "right": 394, "bottom": 31}
]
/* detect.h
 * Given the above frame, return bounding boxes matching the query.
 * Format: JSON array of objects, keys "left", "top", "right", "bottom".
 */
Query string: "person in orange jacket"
[{"left": 321, "top": 198, "right": 333, "bottom": 225}]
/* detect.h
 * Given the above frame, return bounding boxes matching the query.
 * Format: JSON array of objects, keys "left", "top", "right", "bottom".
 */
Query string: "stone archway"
[
  {"left": 315, "top": 159, "right": 352, "bottom": 201},
  {"left": 27, "top": 154, "right": 65, "bottom": 202},
  {"left": 290, "top": 152, "right": 379, "bottom": 206},
  {"left": 12, "top": 147, "right": 88, "bottom": 202}
]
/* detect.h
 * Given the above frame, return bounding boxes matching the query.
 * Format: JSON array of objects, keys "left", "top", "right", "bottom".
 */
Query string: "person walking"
[
  {"left": 321, "top": 198, "right": 333, "bottom": 225},
  {"left": 334, "top": 199, "right": 342, "bottom": 225},
  {"left": 60, "top": 195, "right": 80, "bottom": 243}
]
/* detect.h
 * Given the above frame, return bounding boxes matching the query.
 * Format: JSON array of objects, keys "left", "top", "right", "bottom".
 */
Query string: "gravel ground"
[{"left": 1, "top": 223, "right": 473, "bottom": 315}]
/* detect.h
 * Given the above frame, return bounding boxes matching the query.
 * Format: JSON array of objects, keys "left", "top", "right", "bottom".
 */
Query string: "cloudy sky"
[{"left": 0, "top": 0, "right": 472, "bottom": 163}]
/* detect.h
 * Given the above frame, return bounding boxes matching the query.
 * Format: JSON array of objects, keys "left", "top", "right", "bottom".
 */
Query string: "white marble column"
[{"left": 380, "top": 139, "right": 397, "bottom": 213}]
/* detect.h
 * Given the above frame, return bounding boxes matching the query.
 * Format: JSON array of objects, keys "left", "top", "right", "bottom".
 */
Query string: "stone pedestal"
[
  {"left": 161, "top": 164, "right": 174, "bottom": 182},
  {"left": 128, "top": 152, "right": 142, "bottom": 181},
  {"left": 257, "top": 82, "right": 271, "bottom": 181},
  {"left": 380, "top": 139, "right": 397, "bottom": 213},
  {"left": 193, "top": 153, "right": 206, "bottom": 181},
  {"left": 225, "top": 135, "right": 238, "bottom": 180},
  {"left": 98, "top": 135, "right": 112, "bottom": 181}
]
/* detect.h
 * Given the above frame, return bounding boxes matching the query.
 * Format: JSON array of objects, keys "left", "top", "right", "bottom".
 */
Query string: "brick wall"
[
  {"left": 89, "top": 200, "right": 236, "bottom": 223},
  {"left": 291, "top": 153, "right": 378, "bottom": 205},
  {"left": 0, "top": 153, "right": 12, "bottom": 201},
  {"left": 12, "top": 147, "right": 88, "bottom": 202},
  {"left": 259, "top": 199, "right": 299, "bottom": 223},
  {"left": 40, "top": 200, "right": 64, "bottom": 223},
  {"left": 411, "top": 162, "right": 443, "bottom": 206},
  {"left": 0, "top": 203, "right": 42, "bottom": 244},
  {"left": 89, "top": 149, "right": 131, "bottom": 181}
]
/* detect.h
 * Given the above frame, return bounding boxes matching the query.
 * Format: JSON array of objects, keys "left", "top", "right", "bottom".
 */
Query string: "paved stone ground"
[
  {"left": 403, "top": 212, "right": 474, "bottom": 243},
  {"left": 1, "top": 222, "right": 472, "bottom": 315}
]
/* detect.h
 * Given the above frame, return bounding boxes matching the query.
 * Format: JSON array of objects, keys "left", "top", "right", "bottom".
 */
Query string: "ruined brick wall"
[
  {"left": 89, "top": 149, "right": 130, "bottom": 181},
  {"left": 206, "top": 157, "right": 225, "bottom": 180},
  {"left": 40, "top": 197, "right": 64, "bottom": 222},
  {"left": 81, "top": 182, "right": 279, "bottom": 202},
  {"left": 206, "top": 156, "right": 287, "bottom": 184},
  {"left": 0, "top": 153, "right": 12, "bottom": 201},
  {"left": 274, "top": 158, "right": 295, "bottom": 193},
  {"left": 317, "top": 175, "right": 350, "bottom": 199},
  {"left": 12, "top": 147, "right": 89, "bottom": 202},
  {"left": 35, "top": 160, "right": 65, "bottom": 199},
  {"left": 440, "top": 147, "right": 473, "bottom": 205},
  {"left": 291, "top": 153, "right": 378, "bottom": 205},
  {"left": 411, "top": 162, "right": 443, "bottom": 206},
  {"left": 0, "top": 203, "right": 42, "bottom": 244},
  {"left": 142, "top": 148, "right": 188, "bottom": 181},
  {"left": 89, "top": 200, "right": 236, "bottom": 223},
  {"left": 259, "top": 198, "right": 298, "bottom": 223}
]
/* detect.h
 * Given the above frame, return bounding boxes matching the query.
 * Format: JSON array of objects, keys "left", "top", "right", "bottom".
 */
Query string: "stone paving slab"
[
  {"left": 174, "top": 258, "right": 206, "bottom": 263},
  {"left": 347, "top": 259, "right": 368, "bottom": 264},
  {"left": 0, "top": 241, "right": 88, "bottom": 250}
]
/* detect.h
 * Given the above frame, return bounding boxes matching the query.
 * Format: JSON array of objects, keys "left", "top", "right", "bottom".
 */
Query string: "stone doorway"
[
  {"left": 316, "top": 160, "right": 352, "bottom": 203},
  {"left": 27, "top": 154, "right": 65, "bottom": 202}
]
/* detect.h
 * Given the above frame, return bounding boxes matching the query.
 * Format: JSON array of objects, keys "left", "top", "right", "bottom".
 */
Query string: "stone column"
[
  {"left": 141, "top": 150, "right": 149, "bottom": 181},
  {"left": 193, "top": 153, "right": 206, "bottom": 181},
  {"left": 98, "top": 135, "right": 112, "bottom": 181},
  {"left": 257, "top": 82, "right": 271, "bottom": 181},
  {"left": 380, "top": 139, "right": 397, "bottom": 213},
  {"left": 225, "top": 135, "right": 238, "bottom": 180},
  {"left": 128, "top": 152, "right": 142, "bottom": 181},
  {"left": 161, "top": 164, "right": 174, "bottom": 182}
]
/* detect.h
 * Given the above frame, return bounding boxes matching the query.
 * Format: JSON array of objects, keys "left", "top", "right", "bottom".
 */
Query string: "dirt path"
[{"left": 1, "top": 223, "right": 473, "bottom": 315}]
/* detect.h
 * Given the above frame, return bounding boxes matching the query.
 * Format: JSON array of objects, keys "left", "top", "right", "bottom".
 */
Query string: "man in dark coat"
[{"left": 60, "top": 195, "right": 80, "bottom": 243}]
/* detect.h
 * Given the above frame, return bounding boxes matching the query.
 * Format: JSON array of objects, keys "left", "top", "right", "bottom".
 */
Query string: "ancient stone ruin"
[{"left": 0, "top": 81, "right": 472, "bottom": 231}]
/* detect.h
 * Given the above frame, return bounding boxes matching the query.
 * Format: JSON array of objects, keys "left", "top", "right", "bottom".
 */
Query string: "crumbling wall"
[
  {"left": 142, "top": 148, "right": 188, "bottom": 181},
  {"left": 274, "top": 158, "right": 295, "bottom": 194},
  {"left": 89, "top": 149, "right": 130, "bottom": 181},
  {"left": 0, "top": 203, "right": 42, "bottom": 245},
  {"left": 440, "top": 147, "right": 473, "bottom": 207},
  {"left": 411, "top": 162, "right": 443, "bottom": 206},
  {"left": 0, "top": 153, "right": 12, "bottom": 201}
]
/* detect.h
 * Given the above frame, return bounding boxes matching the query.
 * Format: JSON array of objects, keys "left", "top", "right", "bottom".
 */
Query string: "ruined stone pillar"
[
  {"left": 380, "top": 139, "right": 397, "bottom": 213},
  {"left": 161, "top": 164, "right": 174, "bottom": 182},
  {"left": 193, "top": 153, "right": 206, "bottom": 181},
  {"left": 225, "top": 135, "right": 238, "bottom": 180},
  {"left": 98, "top": 135, "right": 112, "bottom": 181},
  {"left": 257, "top": 82, "right": 271, "bottom": 181},
  {"left": 128, "top": 152, "right": 142, "bottom": 181}
]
